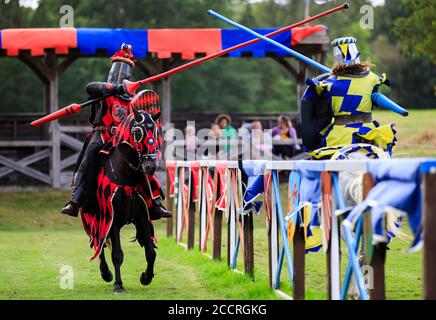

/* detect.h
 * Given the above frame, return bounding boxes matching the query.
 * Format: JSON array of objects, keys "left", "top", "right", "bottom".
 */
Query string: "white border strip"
[
  {"left": 199, "top": 160, "right": 239, "bottom": 168},
  {"left": 265, "top": 160, "right": 368, "bottom": 171},
  {"left": 324, "top": 160, "right": 368, "bottom": 172},
  {"left": 266, "top": 161, "right": 295, "bottom": 170},
  {"left": 275, "top": 289, "right": 293, "bottom": 300},
  {"left": 178, "top": 242, "right": 188, "bottom": 250}
]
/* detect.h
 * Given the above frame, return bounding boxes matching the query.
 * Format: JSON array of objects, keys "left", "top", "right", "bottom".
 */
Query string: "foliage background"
[{"left": 0, "top": 0, "right": 435, "bottom": 114}]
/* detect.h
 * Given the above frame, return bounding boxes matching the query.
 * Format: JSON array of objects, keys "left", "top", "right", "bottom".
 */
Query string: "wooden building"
[{"left": 0, "top": 26, "right": 329, "bottom": 187}]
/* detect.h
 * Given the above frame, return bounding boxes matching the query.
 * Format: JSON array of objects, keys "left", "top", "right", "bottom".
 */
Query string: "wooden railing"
[{"left": 165, "top": 159, "right": 436, "bottom": 300}]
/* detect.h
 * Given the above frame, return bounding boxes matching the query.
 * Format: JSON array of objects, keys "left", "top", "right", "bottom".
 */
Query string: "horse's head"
[{"left": 115, "top": 108, "right": 161, "bottom": 174}]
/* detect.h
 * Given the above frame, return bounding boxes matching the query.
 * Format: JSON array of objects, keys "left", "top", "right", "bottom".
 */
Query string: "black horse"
[{"left": 81, "top": 108, "right": 161, "bottom": 293}]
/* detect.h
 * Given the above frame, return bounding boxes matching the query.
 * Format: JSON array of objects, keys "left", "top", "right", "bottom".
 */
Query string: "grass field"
[
  {"left": 375, "top": 109, "right": 436, "bottom": 158},
  {"left": 0, "top": 190, "right": 423, "bottom": 300},
  {"left": 0, "top": 109, "right": 434, "bottom": 300}
]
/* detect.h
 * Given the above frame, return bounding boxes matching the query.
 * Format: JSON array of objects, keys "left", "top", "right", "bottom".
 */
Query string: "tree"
[
  {"left": 373, "top": 0, "right": 436, "bottom": 108},
  {"left": 393, "top": 0, "right": 436, "bottom": 64},
  {"left": 1, "top": 0, "right": 433, "bottom": 114},
  {"left": 0, "top": 0, "right": 42, "bottom": 112}
]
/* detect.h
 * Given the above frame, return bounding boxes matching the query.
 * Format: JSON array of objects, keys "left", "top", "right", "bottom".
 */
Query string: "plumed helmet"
[
  {"left": 331, "top": 37, "right": 361, "bottom": 65},
  {"left": 107, "top": 43, "right": 136, "bottom": 85}
]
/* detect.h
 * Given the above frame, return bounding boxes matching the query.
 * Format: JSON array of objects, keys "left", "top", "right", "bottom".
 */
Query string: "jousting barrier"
[{"left": 165, "top": 159, "right": 436, "bottom": 300}]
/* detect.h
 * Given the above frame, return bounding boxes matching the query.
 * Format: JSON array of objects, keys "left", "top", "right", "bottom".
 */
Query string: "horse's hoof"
[
  {"left": 113, "top": 284, "right": 126, "bottom": 293},
  {"left": 101, "top": 270, "right": 113, "bottom": 283},
  {"left": 140, "top": 271, "right": 154, "bottom": 286}
]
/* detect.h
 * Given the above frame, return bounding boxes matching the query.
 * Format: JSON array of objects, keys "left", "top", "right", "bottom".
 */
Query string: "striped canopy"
[{"left": 0, "top": 25, "right": 327, "bottom": 59}]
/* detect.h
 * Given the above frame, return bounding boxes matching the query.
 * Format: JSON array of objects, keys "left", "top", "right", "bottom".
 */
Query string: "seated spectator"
[
  {"left": 251, "top": 120, "right": 262, "bottom": 131},
  {"left": 210, "top": 123, "right": 220, "bottom": 140},
  {"left": 271, "top": 115, "right": 301, "bottom": 159},
  {"left": 239, "top": 121, "right": 253, "bottom": 139},
  {"left": 204, "top": 123, "right": 220, "bottom": 159},
  {"left": 215, "top": 114, "right": 238, "bottom": 155},
  {"left": 251, "top": 121, "right": 272, "bottom": 159}
]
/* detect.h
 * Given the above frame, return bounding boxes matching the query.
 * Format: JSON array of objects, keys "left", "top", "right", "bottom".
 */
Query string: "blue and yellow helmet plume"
[{"left": 332, "top": 37, "right": 361, "bottom": 65}]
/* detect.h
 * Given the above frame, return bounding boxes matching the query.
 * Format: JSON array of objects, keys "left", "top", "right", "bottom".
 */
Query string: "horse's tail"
[
  {"left": 386, "top": 208, "right": 411, "bottom": 242},
  {"left": 341, "top": 171, "right": 410, "bottom": 243}
]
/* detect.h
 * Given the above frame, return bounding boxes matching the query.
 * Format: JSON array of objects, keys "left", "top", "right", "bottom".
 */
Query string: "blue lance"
[{"left": 208, "top": 10, "right": 409, "bottom": 117}]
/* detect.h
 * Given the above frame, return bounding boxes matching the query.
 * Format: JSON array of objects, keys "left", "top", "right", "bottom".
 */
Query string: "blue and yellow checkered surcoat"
[{"left": 306, "top": 71, "right": 397, "bottom": 159}]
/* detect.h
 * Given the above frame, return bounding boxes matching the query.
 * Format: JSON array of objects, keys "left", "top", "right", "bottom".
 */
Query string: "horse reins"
[
  {"left": 118, "top": 146, "right": 144, "bottom": 172},
  {"left": 110, "top": 113, "right": 159, "bottom": 175}
]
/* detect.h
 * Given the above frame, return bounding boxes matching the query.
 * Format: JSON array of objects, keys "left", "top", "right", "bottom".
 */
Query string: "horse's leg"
[
  {"left": 110, "top": 226, "right": 125, "bottom": 293},
  {"left": 140, "top": 223, "right": 156, "bottom": 286},
  {"left": 99, "top": 247, "right": 113, "bottom": 283},
  {"left": 136, "top": 209, "right": 156, "bottom": 286}
]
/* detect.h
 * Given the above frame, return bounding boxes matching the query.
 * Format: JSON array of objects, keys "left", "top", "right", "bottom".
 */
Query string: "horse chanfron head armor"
[{"left": 120, "top": 108, "right": 161, "bottom": 160}]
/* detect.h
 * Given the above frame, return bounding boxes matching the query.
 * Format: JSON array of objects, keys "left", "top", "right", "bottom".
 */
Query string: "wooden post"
[
  {"left": 303, "top": 0, "right": 310, "bottom": 20},
  {"left": 423, "top": 172, "right": 436, "bottom": 299},
  {"left": 199, "top": 169, "right": 208, "bottom": 251},
  {"left": 227, "top": 169, "right": 239, "bottom": 268},
  {"left": 187, "top": 172, "right": 195, "bottom": 249},
  {"left": 199, "top": 175, "right": 204, "bottom": 250},
  {"left": 166, "top": 169, "right": 173, "bottom": 237},
  {"left": 40, "top": 51, "right": 61, "bottom": 188},
  {"left": 296, "top": 61, "right": 307, "bottom": 116},
  {"left": 327, "top": 188, "right": 341, "bottom": 300},
  {"left": 175, "top": 167, "right": 182, "bottom": 244},
  {"left": 17, "top": 51, "right": 78, "bottom": 188},
  {"left": 227, "top": 175, "right": 234, "bottom": 267},
  {"left": 49, "top": 53, "right": 60, "bottom": 188},
  {"left": 162, "top": 77, "right": 171, "bottom": 128},
  {"left": 327, "top": 247, "right": 332, "bottom": 299},
  {"left": 293, "top": 225, "right": 305, "bottom": 299},
  {"left": 227, "top": 215, "right": 232, "bottom": 266},
  {"left": 268, "top": 180, "right": 279, "bottom": 288},
  {"left": 210, "top": 167, "right": 221, "bottom": 260},
  {"left": 213, "top": 208, "right": 223, "bottom": 260},
  {"left": 326, "top": 233, "right": 341, "bottom": 300},
  {"left": 243, "top": 213, "right": 254, "bottom": 278},
  {"left": 362, "top": 173, "right": 386, "bottom": 300},
  {"left": 369, "top": 243, "right": 386, "bottom": 300}
]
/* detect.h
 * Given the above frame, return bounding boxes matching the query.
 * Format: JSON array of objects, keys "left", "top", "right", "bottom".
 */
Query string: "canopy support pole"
[
  {"left": 18, "top": 50, "right": 76, "bottom": 187},
  {"left": 296, "top": 60, "right": 307, "bottom": 116}
]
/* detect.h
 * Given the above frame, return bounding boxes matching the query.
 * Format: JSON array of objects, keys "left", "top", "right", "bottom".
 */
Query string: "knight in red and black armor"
[{"left": 61, "top": 44, "right": 171, "bottom": 220}]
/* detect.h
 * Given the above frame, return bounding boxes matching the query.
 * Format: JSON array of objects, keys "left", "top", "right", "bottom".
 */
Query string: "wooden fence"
[
  {"left": 164, "top": 159, "right": 436, "bottom": 300},
  {"left": 0, "top": 112, "right": 299, "bottom": 187}
]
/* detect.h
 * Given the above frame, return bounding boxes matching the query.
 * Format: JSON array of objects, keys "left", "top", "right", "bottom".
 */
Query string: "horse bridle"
[{"left": 119, "top": 118, "right": 159, "bottom": 172}]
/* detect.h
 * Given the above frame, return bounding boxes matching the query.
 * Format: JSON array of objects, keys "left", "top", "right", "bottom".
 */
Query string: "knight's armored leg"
[
  {"left": 61, "top": 132, "right": 103, "bottom": 217},
  {"left": 60, "top": 172, "right": 85, "bottom": 217},
  {"left": 146, "top": 174, "right": 172, "bottom": 220},
  {"left": 150, "top": 197, "right": 172, "bottom": 219}
]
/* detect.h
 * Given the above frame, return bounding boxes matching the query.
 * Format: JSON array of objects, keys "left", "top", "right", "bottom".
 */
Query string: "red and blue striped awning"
[{"left": 0, "top": 26, "right": 327, "bottom": 59}]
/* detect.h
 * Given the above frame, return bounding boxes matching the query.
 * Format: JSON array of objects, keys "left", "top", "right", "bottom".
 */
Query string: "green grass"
[
  {"left": 375, "top": 109, "right": 436, "bottom": 158},
  {"left": 0, "top": 190, "right": 424, "bottom": 300},
  {"left": 1, "top": 109, "right": 434, "bottom": 300},
  {"left": 0, "top": 190, "right": 279, "bottom": 300}
]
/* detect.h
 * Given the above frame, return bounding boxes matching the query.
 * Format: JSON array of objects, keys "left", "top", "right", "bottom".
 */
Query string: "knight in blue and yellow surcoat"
[{"left": 301, "top": 37, "right": 397, "bottom": 159}]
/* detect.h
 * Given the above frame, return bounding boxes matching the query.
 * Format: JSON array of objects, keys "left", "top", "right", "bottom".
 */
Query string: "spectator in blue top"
[{"left": 216, "top": 114, "right": 238, "bottom": 155}]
